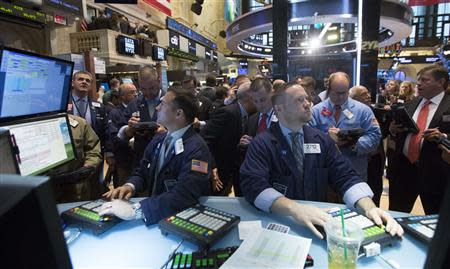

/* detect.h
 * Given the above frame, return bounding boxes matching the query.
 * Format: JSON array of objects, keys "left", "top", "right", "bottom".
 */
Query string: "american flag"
[
  {"left": 79, "top": 19, "right": 88, "bottom": 32},
  {"left": 143, "top": 0, "right": 171, "bottom": 17},
  {"left": 191, "top": 159, "right": 208, "bottom": 174}
]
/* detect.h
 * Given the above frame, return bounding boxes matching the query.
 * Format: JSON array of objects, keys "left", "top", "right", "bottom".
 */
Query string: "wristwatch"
[{"left": 133, "top": 202, "right": 143, "bottom": 220}]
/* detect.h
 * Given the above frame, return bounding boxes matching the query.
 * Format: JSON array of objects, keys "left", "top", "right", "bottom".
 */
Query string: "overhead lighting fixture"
[
  {"left": 327, "top": 34, "right": 338, "bottom": 41},
  {"left": 310, "top": 38, "right": 320, "bottom": 48}
]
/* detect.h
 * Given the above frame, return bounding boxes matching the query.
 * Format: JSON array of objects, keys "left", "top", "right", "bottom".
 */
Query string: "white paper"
[
  {"left": 238, "top": 221, "right": 262, "bottom": 240},
  {"left": 221, "top": 229, "right": 312, "bottom": 269}
]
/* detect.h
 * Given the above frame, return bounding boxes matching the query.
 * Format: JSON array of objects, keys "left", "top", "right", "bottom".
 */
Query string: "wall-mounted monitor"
[
  {"left": 116, "top": 35, "right": 138, "bottom": 56},
  {"left": 152, "top": 46, "right": 166, "bottom": 61},
  {"left": 0, "top": 114, "right": 76, "bottom": 176},
  {"left": 0, "top": 47, "right": 74, "bottom": 123}
]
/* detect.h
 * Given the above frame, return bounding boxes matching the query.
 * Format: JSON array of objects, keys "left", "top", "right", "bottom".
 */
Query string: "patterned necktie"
[
  {"left": 257, "top": 113, "right": 267, "bottom": 134},
  {"left": 289, "top": 132, "right": 304, "bottom": 174},
  {"left": 407, "top": 100, "right": 431, "bottom": 164},
  {"left": 77, "top": 99, "right": 88, "bottom": 118},
  {"left": 334, "top": 105, "right": 342, "bottom": 123}
]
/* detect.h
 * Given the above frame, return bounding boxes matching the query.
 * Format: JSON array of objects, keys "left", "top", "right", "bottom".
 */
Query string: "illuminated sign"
[
  {"left": 44, "top": 0, "right": 82, "bottom": 16},
  {"left": 169, "top": 31, "right": 180, "bottom": 49},
  {"left": 116, "top": 35, "right": 138, "bottom": 56},
  {"left": 0, "top": 2, "right": 46, "bottom": 24},
  {"left": 167, "top": 17, "right": 217, "bottom": 50}
]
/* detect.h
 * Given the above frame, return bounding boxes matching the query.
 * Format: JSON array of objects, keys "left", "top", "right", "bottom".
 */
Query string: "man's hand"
[
  {"left": 389, "top": 121, "right": 408, "bottom": 135},
  {"left": 99, "top": 199, "right": 136, "bottom": 220},
  {"left": 125, "top": 116, "right": 141, "bottom": 138},
  {"left": 328, "top": 127, "right": 347, "bottom": 146},
  {"left": 193, "top": 117, "right": 201, "bottom": 129},
  {"left": 423, "top": 128, "right": 445, "bottom": 142},
  {"left": 356, "top": 197, "right": 403, "bottom": 237},
  {"left": 271, "top": 197, "right": 331, "bottom": 239},
  {"left": 239, "top": 135, "right": 253, "bottom": 146},
  {"left": 212, "top": 168, "right": 223, "bottom": 192},
  {"left": 103, "top": 185, "right": 134, "bottom": 200},
  {"left": 365, "top": 207, "right": 404, "bottom": 237}
]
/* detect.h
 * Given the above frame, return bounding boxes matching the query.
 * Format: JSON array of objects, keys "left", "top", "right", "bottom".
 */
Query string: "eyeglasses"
[{"left": 76, "top": 77, "right": 92, "bottom": 83}]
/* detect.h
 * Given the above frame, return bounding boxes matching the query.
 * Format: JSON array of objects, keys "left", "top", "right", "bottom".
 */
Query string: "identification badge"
[
  {"left": 304, "top": 143, "right": 321, "bottom": 154},
  {"left": 343, "top": 109, "right": 354, "bottom": 119},
  {"left": 199, "top": 101, "right": 203, "bottom": 107},
  {"left": 92, "top": 101, "right": 101, "bottom": 108},
  {"left": 273, "top": 183, "right": 287, "bottom": 195},
  {"left": 175, "top": 138, "right": 184, "bottom": 155},
  {"left": 191, "top": 159, "right": 208, "bottom": 174},
  {"left": 443, "top": 115, "right": 450, "bottom": 122},
  {"left": 69, "top": 118, "right": 78, "bottom": 127}
]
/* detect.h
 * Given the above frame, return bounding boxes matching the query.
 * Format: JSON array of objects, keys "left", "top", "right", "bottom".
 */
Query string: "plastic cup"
[{"left": 324, "top": 218, "right": 364, "bottom": 269}]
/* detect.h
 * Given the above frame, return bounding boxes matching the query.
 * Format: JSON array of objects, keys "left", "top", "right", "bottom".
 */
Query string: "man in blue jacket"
[
  {"left": 100, "top": 87, "right": 212, "bottom": 224},
  {"left": 309, "top": 72, "right": 381, "bottom": 181},
  {"left": 240, "top": 82, "right": 403, "bottom": 238}
]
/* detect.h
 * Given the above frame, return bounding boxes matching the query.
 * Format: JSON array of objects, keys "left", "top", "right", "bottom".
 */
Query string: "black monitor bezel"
[
  {"left": 152, "top": 45, "right": 166, "bottom": 61},
  {"left": 0, "top": 113, "right": 78, "bottom": 176},
  {"left": 116, "top": 35, "right": 138, "bottom": 56},
  {"left": 0, "top": 47, "right": 75, "bottom": 124},
  {"left": 0, "top": 129, "right": 20, "bottom": 174}
]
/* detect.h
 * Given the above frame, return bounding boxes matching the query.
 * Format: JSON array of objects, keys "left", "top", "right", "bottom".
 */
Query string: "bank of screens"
[
  {"left": 1, "top": 114, "right": 76, "bottom": 176},
  {"left": 0, "top": 47, "right": 74, "bottom": 121}
]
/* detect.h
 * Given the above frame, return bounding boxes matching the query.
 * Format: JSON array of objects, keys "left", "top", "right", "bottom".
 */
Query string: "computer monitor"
[
  {"left": 0, "top": 113, "right": 76, "bottom": 176},
  {"left": 0, "top": 174, "right": 72, "bottom": 268},
  {"left": 0, "top": 129, "right": 19, "bottom": 174},
  {"left": 0, "top": 47, "right": 74, "bottom": 122}
]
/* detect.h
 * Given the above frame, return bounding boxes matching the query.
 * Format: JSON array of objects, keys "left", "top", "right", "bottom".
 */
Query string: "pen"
[{"left": 160, "top": 239, "right": 184, "bottom": 269}]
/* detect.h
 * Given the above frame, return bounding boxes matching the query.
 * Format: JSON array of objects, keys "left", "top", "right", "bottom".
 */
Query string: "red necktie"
[
  {"left": 407, "top": 100, "right": 431, "bottom": 164},
  {"left": 257, "top": 113, "right": 267, "bottom": 134},
  {"left": 334, "top": 105, "right": 341, "bottom": 123}
]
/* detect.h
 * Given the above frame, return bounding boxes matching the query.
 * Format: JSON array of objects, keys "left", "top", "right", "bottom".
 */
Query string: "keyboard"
[
  {"left": 317, "top": 208, "right": 400, "bottom": 252},
  {"left": 159, "top": 205, "right": 240, "bottom": 249},
  {"left": 395, "top": 214, "right": 438, "bottom": 244}
]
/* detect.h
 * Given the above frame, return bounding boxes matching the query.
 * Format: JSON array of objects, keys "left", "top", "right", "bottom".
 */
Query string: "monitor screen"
[
  {"left": 0, "top": 130, "right": 19, "bottom": 174},
  {"left": 152, "top": 45, "right": 166, "bottom": 61},
  {"left": 0, "top": 114, "right": 76, "bottom": 176},
  {"left": 0, "top": 48, "right": 74, "bottom": 122},
  {"left": 0, "top": 174, "right": 72, "bottom": 268},
  {"left": 117, "top": 35, "right": 137, "bottom": 56}
]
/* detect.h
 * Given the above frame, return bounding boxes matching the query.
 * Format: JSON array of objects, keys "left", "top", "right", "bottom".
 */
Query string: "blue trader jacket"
[
  {"left": 240, "top": 123, "right": 366, "bottom": 208},
  {"left": 127, "top": 126, "right": 212, "bottom": 224},
  {"left": 309, "top": 98, "right": 381, "bottom": 180}
]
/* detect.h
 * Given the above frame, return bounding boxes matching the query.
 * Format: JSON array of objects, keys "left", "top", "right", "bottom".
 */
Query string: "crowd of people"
[{"left": 50, "top": 63, "right": 450, "bottom": 238}]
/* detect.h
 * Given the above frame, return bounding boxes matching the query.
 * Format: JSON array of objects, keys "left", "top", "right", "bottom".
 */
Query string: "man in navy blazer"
[
  {"left": 240, "top": 82, "right": 403, "bottom": 238},
  {"left": 101, "top": 87, "right": 212, "bottom": 224}
]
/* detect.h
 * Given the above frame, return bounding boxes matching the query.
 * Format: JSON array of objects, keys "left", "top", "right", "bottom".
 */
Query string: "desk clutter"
[{"left": 395, "top": 214, "right": 438, "bottom": 244}]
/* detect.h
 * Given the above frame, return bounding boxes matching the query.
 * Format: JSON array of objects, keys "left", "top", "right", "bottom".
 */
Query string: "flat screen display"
[
  {"left": 117, "top": 35, "right": 138, "bottom": 56},
  {"left": 0, "top": 48, "right": 74, "bottom": 122},
  {"left": 152, "top": 46, "right": 166, "bottom": 61},
  {"left": 0, "top": 114, "right": 76, "bottom": 176}
]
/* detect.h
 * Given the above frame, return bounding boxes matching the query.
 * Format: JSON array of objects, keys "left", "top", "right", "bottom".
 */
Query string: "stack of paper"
[{"left": 220, "top": 229, "right": 312, "bottom": 269}]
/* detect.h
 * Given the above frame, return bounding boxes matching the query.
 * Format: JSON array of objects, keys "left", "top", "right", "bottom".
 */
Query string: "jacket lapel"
[
  {"left": 430, "top": 93, "right": 450, "bottom": 128},
  {"left": 158, "top": 126, "right": 195, "bottom": 173}
]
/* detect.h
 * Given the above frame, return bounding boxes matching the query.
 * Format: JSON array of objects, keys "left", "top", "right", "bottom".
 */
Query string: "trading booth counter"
[{"left": 58, "top": 197, "right": 428, "bottom": 269}]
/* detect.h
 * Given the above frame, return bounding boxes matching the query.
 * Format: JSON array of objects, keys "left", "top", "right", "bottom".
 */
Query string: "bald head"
[
  {"left": 237, "top": 82, "right": 256, "bottom": 114},
  {"left": 349, "top": 85, "right": 371, "bottom": 106},
  {"left": 119, "top": 83, "right": 138, "bottom": 104},
  {"left": 273, "top": 79, "right": 285, "bottom": 91},
  {"left": 328, "top": 72, "right": 351, "bottom": 105}
]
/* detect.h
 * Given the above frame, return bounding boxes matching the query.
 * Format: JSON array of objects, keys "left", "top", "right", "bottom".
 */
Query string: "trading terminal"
[{"left": 0, "top": 0, "right": 449, "bottom": 268}]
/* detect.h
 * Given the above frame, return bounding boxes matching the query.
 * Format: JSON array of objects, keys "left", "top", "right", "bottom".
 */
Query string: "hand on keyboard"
[{"left": 366, "top": 207, "right": 404, "bottom": 237}]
